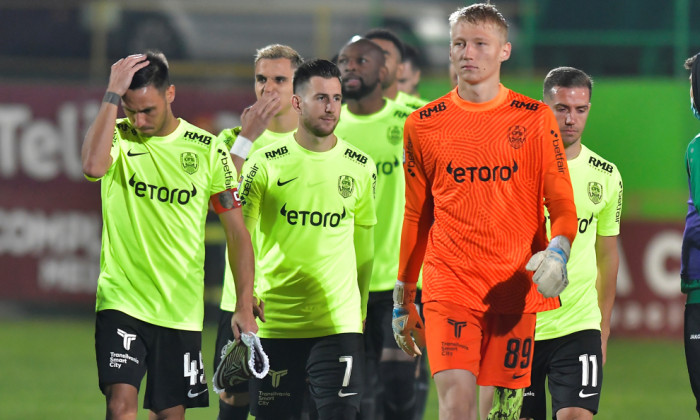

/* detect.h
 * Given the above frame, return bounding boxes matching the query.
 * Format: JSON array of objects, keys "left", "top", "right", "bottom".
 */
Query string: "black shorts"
[
  {"left": 95, "top": 310, "right": 209, "bottom": 411},
  {"left": 249, "top": 333, "right": 364, "bottom": 419},
  {"left": 366, "top": 290, "right": 393, "bottom": 357},
  {"left": 213, "top": 309, "right": 249, "bottom": 394},
  {"left": 521, "top": 329, "right": 602, "bottom": 420}
]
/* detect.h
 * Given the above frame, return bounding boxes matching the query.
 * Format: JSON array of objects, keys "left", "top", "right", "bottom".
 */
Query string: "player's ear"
[
  {"left": 499, "top": 42, "right": 511, "bottom": 63},
  {"left": 379, "top": 65, "right": 388, "bottom": 85},
  {"left": 165, "top": 84, "right": 176, "bottom": 104},
  {"left": 291, "top": 94, "right": 302, "bottom": 114}
]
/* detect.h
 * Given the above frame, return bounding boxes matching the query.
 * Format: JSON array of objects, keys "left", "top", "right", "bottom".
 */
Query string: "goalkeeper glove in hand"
[
  {"left": 526, "top": 235, "right": 571, "bottom": 298},
  {"left": 392, "top": 280, "right": 425, "bottom": 357}
]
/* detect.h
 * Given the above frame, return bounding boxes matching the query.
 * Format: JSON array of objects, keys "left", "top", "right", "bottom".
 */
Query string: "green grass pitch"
[{"left": 0, "top": 318, "right": 695, "bottom": 419}]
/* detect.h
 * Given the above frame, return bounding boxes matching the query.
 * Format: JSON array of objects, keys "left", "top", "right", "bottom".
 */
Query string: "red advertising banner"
[
  {"left": 0, "top": 83, "right": 252, "bottom": 306},
  {"left": 613, "top": 221, "right": 685, "bottom": 339}
]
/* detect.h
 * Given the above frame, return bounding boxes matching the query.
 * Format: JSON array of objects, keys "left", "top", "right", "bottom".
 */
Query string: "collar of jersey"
[
  {"left": 566, "top": 143, "right": 588, "bottom": 170},
  {"left": 341, "top": 98, "right": 394, "bottom": 121},
  {"left": 290, "top": 134, "right": 342, "bottom": 159},
  {"left": 450, "top": 84, "right": 509, "bottom": 112},
  {"left": 126, "top": 117, "right": 185, "bottom": 142}
]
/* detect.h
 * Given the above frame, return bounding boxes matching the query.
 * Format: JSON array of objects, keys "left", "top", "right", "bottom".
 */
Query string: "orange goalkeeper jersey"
[{"left": 399, "top": 85, "right": 577, "bottom": 314}]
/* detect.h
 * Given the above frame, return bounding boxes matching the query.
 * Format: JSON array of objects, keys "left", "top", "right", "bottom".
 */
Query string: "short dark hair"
[
  {"left": 402, "top": 44, "right": 423, "bottom": 70},
  {"left": 293, "top": 59, "right": 341, "bottom": 93},
  {"left": 685, "top": 53, "right": 699, "bottom": 71},
  {"left": 364, "top": 28, "right": 405, "bottom": 61},
  {"left": 129, "top": 51, "right": 170, "bottom": 91},
  {"left": 543, "top": 66, "right": 593, "bottom": 100}
]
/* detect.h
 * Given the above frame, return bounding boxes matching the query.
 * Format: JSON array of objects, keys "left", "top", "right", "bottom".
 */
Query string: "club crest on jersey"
[
  {"left": 181, "top": 152, "right": 199, "bottom": 174},
  {"left": 338, "top": 175, "right": 355, "bottom": 198},
  {"left": 508, "top": 125, "right": 527, "bottom": 149},
  {"left": 588, "top": 182, "right": 603, "bottom": 204},
  {"left": 387, "top": 125, "right": 402, "bottom": 145}
]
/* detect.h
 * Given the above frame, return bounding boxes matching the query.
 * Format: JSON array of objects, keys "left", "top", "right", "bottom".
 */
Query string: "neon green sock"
[{"left": 487, "top": 386, "right": 523, "bottom": 420}]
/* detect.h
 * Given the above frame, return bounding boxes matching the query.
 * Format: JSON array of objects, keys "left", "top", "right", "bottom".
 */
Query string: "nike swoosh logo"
[
  {"left": 578, "top": 390, "right": 598, "bottom": 398},
  {"left": 338, "top": 390, "right": 358, "bottom": 398},
  {"left": 127, "top": 149, "right": 149, "bottom": 157},
  {"left": 187, "top": 388, "right": 208, "bottom": 398},
  {"left": 512, "top": 373, "right": 527, "bottom": 379},
  {"left": 276, "top": 177, "right": 298, "bottom": 186}
]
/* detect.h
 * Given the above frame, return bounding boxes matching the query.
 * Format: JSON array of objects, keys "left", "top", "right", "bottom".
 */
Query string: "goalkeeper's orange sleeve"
[{"left": 541, "top": 110, "right": 577, "bottom": 246}]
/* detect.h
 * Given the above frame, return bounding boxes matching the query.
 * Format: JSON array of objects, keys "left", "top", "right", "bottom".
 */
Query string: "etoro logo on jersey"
[
  {"left": 280, "top": 204, "right": 346, "bottom": 227},
  {"left": 129, "top": 173, "right": 197, "bottom": 204},
  {"left": 446, "top": 160, "right": 518, "bottom": 183}
]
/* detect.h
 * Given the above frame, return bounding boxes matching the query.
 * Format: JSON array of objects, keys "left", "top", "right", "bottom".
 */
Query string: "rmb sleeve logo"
[
  {"left": 338, "top": 175, "right": 355, "bottom": 198},
  {"left": 181, "top": 152, "right": 199, "bottom": 174}
]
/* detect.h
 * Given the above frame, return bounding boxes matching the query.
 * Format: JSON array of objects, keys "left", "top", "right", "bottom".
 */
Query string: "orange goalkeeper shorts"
[{"left": 423, "top": 300, "right": 536, "bottom": 389}]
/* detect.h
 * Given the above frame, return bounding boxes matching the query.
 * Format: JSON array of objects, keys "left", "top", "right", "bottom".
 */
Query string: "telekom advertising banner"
[
  {"left": 0, "top": 83, "right": 688, "bottom": 338},
  {"left": 0, "top": 83, "right": 251, "bottom": 305}
]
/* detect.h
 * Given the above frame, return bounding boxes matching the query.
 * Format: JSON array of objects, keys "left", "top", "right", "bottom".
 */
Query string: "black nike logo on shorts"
[{"left": 277, "top": 177, "right": 298, "bottom": 186}]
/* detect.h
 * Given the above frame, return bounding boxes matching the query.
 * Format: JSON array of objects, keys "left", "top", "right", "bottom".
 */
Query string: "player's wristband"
[
  {"left": 102, "top": 91, "right": 121, "bottom": 106},
  {"left": 230, "top": 135, "right": 253, "bottom": 159}
]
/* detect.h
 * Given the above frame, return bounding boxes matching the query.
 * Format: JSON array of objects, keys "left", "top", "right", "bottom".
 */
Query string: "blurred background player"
[
  {"left": 83, "top": 51, "right": 257, "bottom": 420},
  {"left": 397, "top": 44, "right": 423, "bottom": 98},
  {"left": 392, "top": 4, "right": 578, "bottom": 420},
  {"left": 682, "top": 51, "right": 700, "bottom": 418},
  {"left": 242, "top": 58, "right": 377, "bottom": 419},
  {"left": 334, "top": 38, "right": 416, "bottom": 420},
  {"left": 513, "top": 66, "right": 622, "bottom": 420},
  {"left": 214, "top": 44, "right": 303, "bottom": 420},
  {"left": 364, "top": 28, "right": 427, "bottom": 111}
]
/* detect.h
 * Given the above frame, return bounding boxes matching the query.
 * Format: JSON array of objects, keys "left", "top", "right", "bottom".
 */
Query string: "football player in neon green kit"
[
  {"left": 481, "top": 67, "right": 623, "bottom": 420},
  {"left": 242, "top": 58, "right": 377, "bottom": 419},
  {"left": 335, "top": 37, "right": 419, "bottom": 420},
  {"left": 83, "top": 51, "right": 257, "bottom": 420},
  {"left": 214, "top": 43, "right": 302, "bottom": 420}
]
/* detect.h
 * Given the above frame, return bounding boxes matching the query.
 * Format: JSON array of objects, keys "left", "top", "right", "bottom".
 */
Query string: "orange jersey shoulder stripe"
[{"left": 399, "top": 86, "right": 577, "bottom": 314}]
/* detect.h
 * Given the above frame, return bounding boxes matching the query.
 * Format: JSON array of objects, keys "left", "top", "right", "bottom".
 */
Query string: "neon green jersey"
[
  {"left": 218, "top": 128, "right": 294, "bottom": 311},
  {"left": 395, "top": 90, "right": 429, "bottom": 110},
  {"left": 536, "top": 145, "right": 623, "bottom": 340},
  {"left": 90, "top": 118, "right": 237, "bottom": 331},
  {"left": 239, "top": 134, "right": 377, "bottom": 338},
  {"left": 217, "top": 127, "right": 291, "bottom": 159},
  {"left": 335, "top": 99, "right": 413, "bottom": 292}
]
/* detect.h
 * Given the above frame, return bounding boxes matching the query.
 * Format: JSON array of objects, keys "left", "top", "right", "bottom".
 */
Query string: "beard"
[
  {"left": 342, "top": 78, "right": 380, "bottom": 100},
  {"left": 302, "top": 116, "right": 338, "bottom": 138}
]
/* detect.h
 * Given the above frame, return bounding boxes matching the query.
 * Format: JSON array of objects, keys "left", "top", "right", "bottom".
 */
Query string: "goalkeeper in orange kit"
[{"left": 391, "top": 3, "right": 577, "bottom": 420}]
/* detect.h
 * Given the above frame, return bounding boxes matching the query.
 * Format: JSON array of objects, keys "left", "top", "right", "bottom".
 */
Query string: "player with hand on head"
[
  {"left": 83, "top": 51, "right": 257, "bottom": 420},
  {"left": 242, "top": 58, "right": 377, "bottom": 420},
  {"left": 213, "top": 44, "right": 302, "bottom": 420},
  {"left": 395, "top": 4, "right": 577, "bottom": 419}
]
